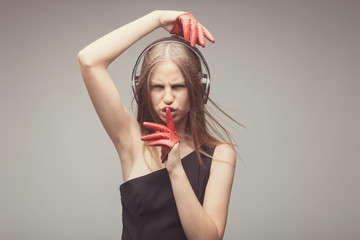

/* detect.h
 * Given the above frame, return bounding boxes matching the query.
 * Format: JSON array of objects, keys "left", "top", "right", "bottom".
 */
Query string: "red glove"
[
  {"left": 141, "top": 108, "right": 180, "bottom": 163},
  {"left": 170, "top": 12, "right": 215, "bottom": 47}
]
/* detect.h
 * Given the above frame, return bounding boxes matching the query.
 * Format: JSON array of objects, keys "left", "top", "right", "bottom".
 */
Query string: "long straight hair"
[{"left": 133, "top": 42, "right": 243, "bottom": 168}]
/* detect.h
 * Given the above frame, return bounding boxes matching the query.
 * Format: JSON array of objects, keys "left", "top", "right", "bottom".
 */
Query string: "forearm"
[
  {"left": 169, "top": 165, "right": 220, "bottom": 240},
  {"left": 78, "top": 10, "right": 161, "bottom": 68}
]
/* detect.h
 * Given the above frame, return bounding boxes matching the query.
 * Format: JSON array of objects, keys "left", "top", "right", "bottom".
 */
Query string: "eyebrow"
[
  {"left": 171, "top": 81, "right": 186, "bottom": 85},
  {"left": 150, "top": 80, "right": 186, "bottom": 85}
]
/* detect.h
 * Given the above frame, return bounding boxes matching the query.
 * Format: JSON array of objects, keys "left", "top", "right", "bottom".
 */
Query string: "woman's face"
[{"left": 149, "top": 60, "right": 190, "bottom": 129}]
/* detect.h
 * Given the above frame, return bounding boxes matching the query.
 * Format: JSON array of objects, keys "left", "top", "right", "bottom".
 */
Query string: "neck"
[
  {"left": 175, "top": 124, "right": 194, "bottom": 149},
  {"left": 174, "top": 118, "right": 190, "bottom": 140}
]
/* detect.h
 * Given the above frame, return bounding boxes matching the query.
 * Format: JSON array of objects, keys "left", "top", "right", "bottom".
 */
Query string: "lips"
[
  {"left": 161, "top": 106, "right": 175, "bottom": 112},
  {"left": 161, "top": 107, "right": 175, "bottom": 118}
]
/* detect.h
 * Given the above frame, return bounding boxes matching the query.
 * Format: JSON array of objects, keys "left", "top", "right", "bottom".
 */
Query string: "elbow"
[
  {"left": 197, "top": 226, "right": 221, "bottom": 240},
  {"left": 209, "top": 227, "right": 221, "bottom": 240},
  {"left": 215, "top": 229, "right": 223, "bottom": 240},
  {"left": 212, "top": 224, "right": 224, "bottom": 240},
  {"left": 77, "top": 50, "right": 93, "bottom": 68},
  {"left": 77, "top": 50, "right": 108, "bottom": 69}
]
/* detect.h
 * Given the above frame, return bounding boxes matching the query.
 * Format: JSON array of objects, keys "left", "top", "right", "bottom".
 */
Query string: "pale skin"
[{"left": 78, "top": 10, "right": 236, "bottom": 240}]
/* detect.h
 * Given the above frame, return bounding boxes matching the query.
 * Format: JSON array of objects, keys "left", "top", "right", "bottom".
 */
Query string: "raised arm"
[
  {"left": 77, "top": 10, "right": 184, "bottom": 178},
  {"left": 77, "top": 10, "right": 186, "bottom": 69}
]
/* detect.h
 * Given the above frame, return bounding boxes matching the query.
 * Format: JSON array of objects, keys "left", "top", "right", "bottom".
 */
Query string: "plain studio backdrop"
[{"left": 1, "top": 0, "right": 359, "bottom": 239}]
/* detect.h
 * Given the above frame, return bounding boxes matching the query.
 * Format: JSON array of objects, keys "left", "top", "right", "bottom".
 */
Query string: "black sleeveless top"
[{"left": 119, "top": 146, "right": 214, "bottom": 240}]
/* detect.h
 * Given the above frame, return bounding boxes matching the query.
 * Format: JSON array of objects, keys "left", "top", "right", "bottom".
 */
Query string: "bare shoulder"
[{"left": 212, "top": 143, "right": 236, "bottom": 168}]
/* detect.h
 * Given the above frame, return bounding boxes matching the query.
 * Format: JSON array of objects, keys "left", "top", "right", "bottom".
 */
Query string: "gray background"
[{"left": 1, "top": 0, "right": 359, "bottom": 239}]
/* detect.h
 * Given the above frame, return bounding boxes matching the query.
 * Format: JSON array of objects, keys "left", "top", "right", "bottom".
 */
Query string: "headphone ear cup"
[
  {"left": 132, "top": 75, "right": 139, "bottom": 102},
  {"left": 200, "top": 73, "right": 210, "bottom": 103}
]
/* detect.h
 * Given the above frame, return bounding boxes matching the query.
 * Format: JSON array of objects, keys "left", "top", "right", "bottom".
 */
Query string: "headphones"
[{"left": 131, "top": 36, "right": 211, "bottom": 104}]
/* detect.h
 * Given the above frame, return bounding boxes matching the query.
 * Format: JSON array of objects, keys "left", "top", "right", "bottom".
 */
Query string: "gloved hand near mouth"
[{"left": 141, "top": 107, "right": 180, "bottom": 163}]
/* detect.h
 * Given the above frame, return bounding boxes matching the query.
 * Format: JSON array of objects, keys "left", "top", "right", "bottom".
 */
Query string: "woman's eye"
[
  {"left": 151, "top": 85, "right": 164, "bottom": 89},
  {"left": 172, "top": 84, "right": 186, "bottom": 89}
]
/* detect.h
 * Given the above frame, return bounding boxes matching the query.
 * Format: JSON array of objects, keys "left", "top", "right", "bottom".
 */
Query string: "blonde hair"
[{"left": 133, "top": 41, "right": 242, "bottom": 168}]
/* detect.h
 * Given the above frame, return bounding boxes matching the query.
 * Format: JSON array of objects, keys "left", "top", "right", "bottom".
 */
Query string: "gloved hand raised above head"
[
  {"left": 170, "top": 12, "right": 215, "bottom": 47},
  {"left": 141, "top": 108, "right": 180, "bottom": 163}
]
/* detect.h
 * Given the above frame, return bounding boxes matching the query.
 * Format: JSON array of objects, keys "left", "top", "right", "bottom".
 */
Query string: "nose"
[{"left": 163, "top": 88, "right": 174, "bottom": 104}]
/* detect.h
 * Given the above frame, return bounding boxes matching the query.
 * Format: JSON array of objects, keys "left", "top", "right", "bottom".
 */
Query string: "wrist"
[
  {"left": 167, "top": 162, "right": 185, "bottom": 178},
  {"left": 150, "top": 10, "right": 163, "bottom": 28}
]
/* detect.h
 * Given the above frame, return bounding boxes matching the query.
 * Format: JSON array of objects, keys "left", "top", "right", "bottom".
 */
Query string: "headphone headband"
[{"left": 131, "top": 36, "right": 211, "bottom": 103}]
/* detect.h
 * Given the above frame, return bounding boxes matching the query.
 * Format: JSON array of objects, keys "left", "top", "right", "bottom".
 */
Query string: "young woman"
[{"left": 78, "top": 10, "right": 237, "bottom": 240}]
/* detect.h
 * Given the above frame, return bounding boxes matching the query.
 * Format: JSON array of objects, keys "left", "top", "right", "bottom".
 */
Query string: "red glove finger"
[
  {"left": 142, "top": 122, "right": 171, "bottom": 133},
  {"left": 202, "top": 25, "right": 215, "bottom": 43},
  {"left": 141, "top": 132, "right": 171, "bottom": 141},
  {"left": 166, "top": 107, "right": 176, "bottom": 133},
  {"left": 197, "top": 22, "right": 205, "bottom": 47},
  {"left": 182, "top": 15, "right": 191, "bottom": 42},
  {"left": 146, "top": 139, "right": 175, "bottom": 147},
  {"left": 190, "top": 19, "right": 198, "bottom": 47}
]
